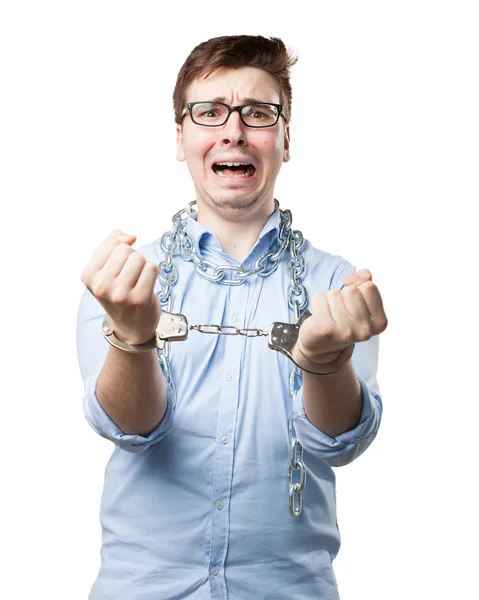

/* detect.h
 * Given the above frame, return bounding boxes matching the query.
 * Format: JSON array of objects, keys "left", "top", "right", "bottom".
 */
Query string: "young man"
[{"left": 77, "top": 35, "right": 388, "bottom": 600}]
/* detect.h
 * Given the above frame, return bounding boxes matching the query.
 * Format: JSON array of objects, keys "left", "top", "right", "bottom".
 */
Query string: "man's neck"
[{"left": 196, "top": 200, "right": 275, "bottom": 263}]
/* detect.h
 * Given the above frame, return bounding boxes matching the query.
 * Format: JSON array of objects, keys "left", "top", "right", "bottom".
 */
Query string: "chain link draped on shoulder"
[{"left": 154, "top": 200, "right": 309, "bottom": 517}]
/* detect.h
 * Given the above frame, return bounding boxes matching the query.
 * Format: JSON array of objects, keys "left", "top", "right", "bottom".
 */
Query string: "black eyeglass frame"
[{"left": 181, "top": 101, "right": 285, "bottom": 128}]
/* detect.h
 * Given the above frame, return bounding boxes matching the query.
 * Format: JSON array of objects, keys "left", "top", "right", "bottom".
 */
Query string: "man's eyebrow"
[{"left": 208, "top": 96, "right": 267, "bottom": 105}]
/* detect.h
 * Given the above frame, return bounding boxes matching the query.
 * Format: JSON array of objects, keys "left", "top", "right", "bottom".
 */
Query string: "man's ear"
[
  {"left": 176, "top": 124, "right": 185, "bottom": 162},
  {"left": 283, "top": 125, "right": 290, "bottom": 163}
]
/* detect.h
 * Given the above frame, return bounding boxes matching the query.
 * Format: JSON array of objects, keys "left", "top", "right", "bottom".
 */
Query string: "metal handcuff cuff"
[
  {"left": 102, "top": 309, "right": 354, "bottom": 375},
  {"left": 101, "top": 200, "right": 355, "bottom": 517}
]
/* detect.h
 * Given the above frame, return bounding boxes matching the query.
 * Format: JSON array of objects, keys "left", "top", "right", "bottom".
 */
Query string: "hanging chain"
[
  {"left": 286, "top": 224, "right": 308, "bottom": 517},
  {"left": 155, "top": 200, "right": 309, "bottom": 517}
]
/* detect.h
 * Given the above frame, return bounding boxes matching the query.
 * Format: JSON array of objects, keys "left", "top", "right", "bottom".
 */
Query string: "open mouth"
[{"left": 212, "top": 162, "right": 256, "bottom": 178}]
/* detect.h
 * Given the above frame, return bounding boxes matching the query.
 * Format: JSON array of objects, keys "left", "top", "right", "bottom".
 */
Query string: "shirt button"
[
  {"left": 216, "top": 500, "right": 224, "bottom": 510},
  {"left": 211, "top": 567, "right": 219, "bottom": 576},
  {"left": 232, "top": 313, "right": 241, "bottom": 322},
  {"left": 226, "top": 373, "right": 235, "bottom": 381},
  {"left": 220, "top": 435, "right": 229, "bottom": 444}
]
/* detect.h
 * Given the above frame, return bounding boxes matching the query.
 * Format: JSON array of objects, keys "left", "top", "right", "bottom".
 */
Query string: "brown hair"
[{"left": 173, "top": 35, "right": 298, "bottom": 125}]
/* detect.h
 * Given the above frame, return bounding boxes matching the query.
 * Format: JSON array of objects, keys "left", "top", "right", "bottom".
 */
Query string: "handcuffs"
[{"left": 101, "top": 310, "right": 354, "bottom": 376}]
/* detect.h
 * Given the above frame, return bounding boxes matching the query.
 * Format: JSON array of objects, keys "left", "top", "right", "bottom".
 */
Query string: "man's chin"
[{"left": 207, "top": 191, "right": 264, "bottom": 214}]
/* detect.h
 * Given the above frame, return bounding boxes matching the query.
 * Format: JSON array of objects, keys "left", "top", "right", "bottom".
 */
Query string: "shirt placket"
[{"left": 208, "top": 280, "right": 249, "bottom": 600}]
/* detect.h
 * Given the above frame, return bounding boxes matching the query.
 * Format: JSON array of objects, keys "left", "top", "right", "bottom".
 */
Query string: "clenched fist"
[
  {"left": 81, "top": 229, "right": 162, "bottom": 346},
  {"left": 297, "top": 269, "right": 388, "bottom": 365}
]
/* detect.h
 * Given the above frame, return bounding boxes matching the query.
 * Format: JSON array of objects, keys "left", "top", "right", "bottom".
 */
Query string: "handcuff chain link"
[
  {"left": 190, "top": 324, "right": 268, "bottom": 337},
  {"left": 155, "top": 200, "right": 308, "bottom": 517}
]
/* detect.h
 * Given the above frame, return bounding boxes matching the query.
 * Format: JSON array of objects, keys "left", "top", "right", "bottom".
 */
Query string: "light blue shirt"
[{"left": 76, "top": 205, "right": 383, "bottom": 600}]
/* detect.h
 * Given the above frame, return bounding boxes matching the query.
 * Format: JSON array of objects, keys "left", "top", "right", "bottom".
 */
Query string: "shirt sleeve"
[
  {"left": 75, "top": 247, "right": 174, "bottom": 454},
  {"left": 291, "top": 260, "right": 384, "bottom": 467}
]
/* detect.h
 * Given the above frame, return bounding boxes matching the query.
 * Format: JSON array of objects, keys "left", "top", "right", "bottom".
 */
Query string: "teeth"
[
  {"left": 213, "top": 162, "right": 255, "bottom": 177},
  {"left": 215, "top": 170, "right": 252, "bottom": 177}
]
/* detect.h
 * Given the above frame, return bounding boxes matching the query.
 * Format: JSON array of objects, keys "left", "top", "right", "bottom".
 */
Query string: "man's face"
[{"left": 176, "top": 66, "right": 290, "bottom": 217}]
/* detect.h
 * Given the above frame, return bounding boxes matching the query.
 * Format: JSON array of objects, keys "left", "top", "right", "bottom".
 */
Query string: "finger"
[
  {"left": 343, "top": 268, "right": 372, "bottom": 286},
  {"left": 81, "top": 231, "right": 136, "bottom": 283},
  {"left": 327, "top": 289, "right": 356, "bottom": 333},
  {"left": 100, "top": 242, "right": 136, "bottom": 280},
  {"left": 130, "top": 261, "right": 160, "bottom": 304},
  {"left": 310, "top": 291, "right": 336, "bottom": 331},
  {"left": 112, "top": 252, "right": 148, "bottom": 297},
  {"left": 313, "top": 289, "right": 354, "bottom": 352},
  {"left": 356, "top": 281, "right": 388, "bottom": 333},
  {"left": 341, "top": 284, "right": 372, "bottom": 320},
  {"left": 110, "top": 229, "right": 137, "bottom": 244}
]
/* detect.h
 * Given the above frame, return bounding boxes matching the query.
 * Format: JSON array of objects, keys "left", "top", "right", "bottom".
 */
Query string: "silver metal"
[
  {"left": 101, "top": 315, "right": 158, "bottom": 353},
  {"left": 157, "top": 311, "right": 189, "bottom": 344},
  {"left": 101, "top": 310, "right": 190, "bottom": 353},
  {"left": 155, "top": 199, "right": 312, "bottom": 517},
  {"left": 190, "top": 324, "right": 268, "bottom": 337},
  {"left": 287, "top": 368, "right": 305, "bottom": 517},
  {"left": 268, "top": 311, "right": 355, "bottom": 376},
  {"left": 158, "top": 199, "right": 297, "bottom": 286}
]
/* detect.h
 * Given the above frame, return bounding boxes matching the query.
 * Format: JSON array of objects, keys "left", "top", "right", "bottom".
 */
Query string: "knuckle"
[
  {"left": 343, "top": 284, "right": 359, "bottom": 295},
  {"left": 358, "top": 324, "right": 372, "bottom": 340},
  {"left": 91, "top": 279, "right": 109, "bottom": 299},
  {"left": 80, "top": 269, "right": 91, "bottom": 286},
  {"left": 360, "top": 268, "right": 373, "bottom": 278},
  {"left": 117, "top": 242, "right": 134, "bottom": 255},
  {"left": 320, "top": 324, "right": 336, "bottom": 338},
  {"left": 327, "top": 288, "right": 341, "bottom": 300},
  {"left": 145, "top": 261, "right": 159, "bottom": 274},
  {"left": 128, "top": 250, "right": 145, "bottom": 263},
  {"left": 362, "top": 281, "right": 376, "bottom": 293},
  {"left": 109, "top": 289, "right": 128, "bottom": 304},
  {"left": 311, "top": 291, "right": 324, "bottom": 306},
  {"left": 372, "top": 315, "right": 388, "bottom": 334}
]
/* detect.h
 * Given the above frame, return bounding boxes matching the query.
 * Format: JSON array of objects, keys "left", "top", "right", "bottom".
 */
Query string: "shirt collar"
[{"left": 184, "top": 205, "right": 282, "bottom": 257}]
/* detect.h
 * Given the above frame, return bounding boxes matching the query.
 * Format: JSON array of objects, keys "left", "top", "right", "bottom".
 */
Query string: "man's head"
[{"left": 173, "top": 35, "right": 298, "bottom": 219}]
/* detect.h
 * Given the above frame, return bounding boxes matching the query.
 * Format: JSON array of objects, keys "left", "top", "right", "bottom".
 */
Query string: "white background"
[{"left": 1, "top": 1, "right": 478, "bottom": 598}]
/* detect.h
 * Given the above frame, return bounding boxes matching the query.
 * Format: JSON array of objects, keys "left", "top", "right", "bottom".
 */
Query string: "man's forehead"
[{"left": 185, "top": 66, "right": 280, "bottom": 102}]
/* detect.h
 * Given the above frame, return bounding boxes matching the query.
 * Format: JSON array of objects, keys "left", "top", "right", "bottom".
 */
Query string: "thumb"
[
  {"left": 343, "top": 268, "right": 373, "bottom": 286},
  {"left": 110, "top": 229, "right": 137, "bottom": 245}
]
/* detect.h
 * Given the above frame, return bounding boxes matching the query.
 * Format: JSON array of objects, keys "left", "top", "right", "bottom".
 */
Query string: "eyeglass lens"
[{"left": 191, "top": 103, "right": 279, "bottom": 127}]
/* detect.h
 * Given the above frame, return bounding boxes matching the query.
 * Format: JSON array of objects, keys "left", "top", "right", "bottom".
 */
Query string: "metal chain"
[
  {"left": 189, "top": 324, "right": 268, "bottom": 337},
  {"left": 155, "top": 200, "right": 308, "bottom": 517},
  {"left": 286, "top": 224, "right": 308, "bottom": 517}
]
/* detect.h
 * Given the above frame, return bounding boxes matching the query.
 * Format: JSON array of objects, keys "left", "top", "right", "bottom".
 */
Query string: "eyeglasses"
[{"left": 181, "top": 101, "right": 285, "bottom": 128}]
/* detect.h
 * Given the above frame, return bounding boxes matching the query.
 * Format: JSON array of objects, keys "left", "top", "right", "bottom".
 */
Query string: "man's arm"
[
  {"left": 96, "top": 346, "right": 167, "bottom": 437},
  {"left": 78, "top": 229, "right": 173, "bottom": 450},
  {"left": 302, "top": 361, "right": 362, "bottom": 438},
  {"left": 289, "top": 264, "right": 385, "bottom": 466}
]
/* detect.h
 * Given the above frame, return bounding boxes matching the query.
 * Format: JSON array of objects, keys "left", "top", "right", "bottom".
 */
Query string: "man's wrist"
[
  {"left": 292, "top": 342, "right": 354, "bottom": 375},
  {"left": 296, "top": 344, "right": 342, "bottom": 365}
]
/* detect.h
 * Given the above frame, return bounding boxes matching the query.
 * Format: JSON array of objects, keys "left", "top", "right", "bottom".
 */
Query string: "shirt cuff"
[
  {"left": 82, "top": 366, "right": 174, "bottom": 454},
  {"left": 291, "top": 373, "right": 382, "bottom": 467}
]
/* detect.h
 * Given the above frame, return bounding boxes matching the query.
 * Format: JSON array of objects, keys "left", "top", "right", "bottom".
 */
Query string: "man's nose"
[{"left": 219, "top": 111, "right": 246, "bottom": 146}]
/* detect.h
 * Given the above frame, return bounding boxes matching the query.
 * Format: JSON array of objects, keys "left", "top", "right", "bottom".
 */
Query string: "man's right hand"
[{"left": 81, "top": 230, "right": 162, "bottom": 346}]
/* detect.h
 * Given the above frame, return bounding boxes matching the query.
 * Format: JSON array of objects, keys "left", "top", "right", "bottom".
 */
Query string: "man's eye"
[
  {"left": 192, "top": 103, "right": 224, "bottom": 120},
  {"left": 199, "top": 110, "right": 219, "bottom": 117},
  {"left": 248, "top": 110, "right": 267, "bottom": 119}
]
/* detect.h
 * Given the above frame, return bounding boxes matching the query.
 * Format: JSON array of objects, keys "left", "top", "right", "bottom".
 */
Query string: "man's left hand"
[{"left": 297, "top": 269, "right": 388, "bottom": 365}]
